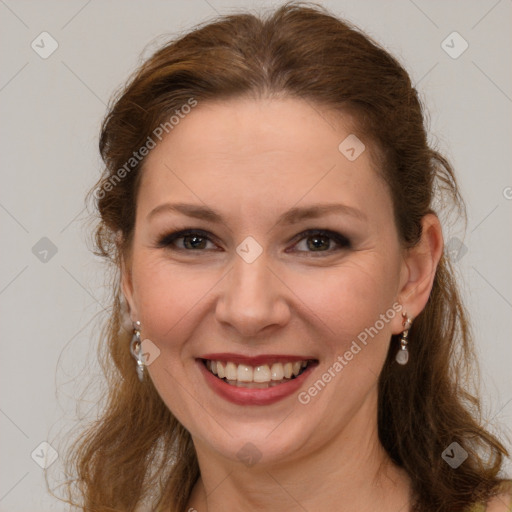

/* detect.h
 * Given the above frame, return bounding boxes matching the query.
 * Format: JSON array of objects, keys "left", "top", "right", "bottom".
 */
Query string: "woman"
[{"left": 61, "top": 2, "right": 511, "bottom": 511}]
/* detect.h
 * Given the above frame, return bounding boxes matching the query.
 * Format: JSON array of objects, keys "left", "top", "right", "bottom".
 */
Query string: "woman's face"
[{"left": 123, "top": 97, "right": 408, "bottom": 466}]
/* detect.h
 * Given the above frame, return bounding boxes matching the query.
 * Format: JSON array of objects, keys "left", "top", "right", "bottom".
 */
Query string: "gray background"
[{"left": 1, "top": 0, "right": 511, "bottom": 510}]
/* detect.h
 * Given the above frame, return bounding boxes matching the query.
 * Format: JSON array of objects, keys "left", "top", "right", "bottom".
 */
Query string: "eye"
[
  {"left": 157, "top": 229, "right": 219, "bottom": 251},
  {"left": 156, "top": 228, "right": 351, "bottom": 255},
  {"left": 288, "top": 229, "right": 351, "bottom": 255}
]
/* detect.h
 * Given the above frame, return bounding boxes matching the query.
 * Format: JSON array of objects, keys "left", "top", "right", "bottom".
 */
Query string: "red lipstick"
[{"left": 197, "top": 354, "right": 317, "bottom": 406}]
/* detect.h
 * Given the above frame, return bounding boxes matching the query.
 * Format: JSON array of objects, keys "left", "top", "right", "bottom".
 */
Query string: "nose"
[{"left": 215, "top": 251, "right": 291, "bottom": 338}]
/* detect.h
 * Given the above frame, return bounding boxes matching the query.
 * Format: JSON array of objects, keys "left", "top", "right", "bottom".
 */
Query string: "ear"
[
  {"left": 395, "top": 213, "right": 444, "bottom": 330},
  {"left": 119, "top": 238, "right": 138, "bottom": 323}
]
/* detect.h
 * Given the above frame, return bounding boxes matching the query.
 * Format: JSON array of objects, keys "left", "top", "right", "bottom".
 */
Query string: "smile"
[
  {"left": 203, "top": 359, "right": 312, "bottom": 388},
  {"left": 198, "top": 354, "right": 318, "bottom": 405}
]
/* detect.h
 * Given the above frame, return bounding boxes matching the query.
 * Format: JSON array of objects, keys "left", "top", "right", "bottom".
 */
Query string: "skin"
[{"left": 122, "top": 97, "right": 445, "bottom": 511}]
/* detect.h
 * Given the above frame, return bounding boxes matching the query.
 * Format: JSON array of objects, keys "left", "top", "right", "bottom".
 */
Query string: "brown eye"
[
  {"left": 157, "top": 229, "right": 218, "bottom": 251},
  {"left": 181, "top": 234, "right": 208, "bottom": 250},
  {"left": 290, "top": 229, "right": 351, "bottom": 254},
  {"left": 305, "top": 234, "right": 331, "bottom": 251}
]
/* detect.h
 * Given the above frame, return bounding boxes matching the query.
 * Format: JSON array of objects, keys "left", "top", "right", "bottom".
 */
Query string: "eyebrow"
[{"left": 147, "top": 202, "right": 367, "bottom": 224}]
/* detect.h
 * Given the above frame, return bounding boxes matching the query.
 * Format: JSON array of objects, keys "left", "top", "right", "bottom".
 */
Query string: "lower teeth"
[{"left": 224, "top": 378, "right": 292, "bottom": 388}]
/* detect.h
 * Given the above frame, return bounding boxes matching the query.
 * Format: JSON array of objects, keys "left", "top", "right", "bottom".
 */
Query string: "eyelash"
[{"left": 156, "top": 228, "right": 351, "bottom": 255}]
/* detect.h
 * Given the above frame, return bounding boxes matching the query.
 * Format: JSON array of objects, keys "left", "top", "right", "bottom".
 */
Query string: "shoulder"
[
  {"left": 485, "top": 495, "right": 512, "bottom": 512},
  {"left": 483, "top": 481, "right": 512, "bottom": 512}
]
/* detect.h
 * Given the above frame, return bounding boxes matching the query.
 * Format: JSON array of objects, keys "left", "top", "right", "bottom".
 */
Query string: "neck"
[{"left": 187, "top": 393, "right": 411, "bottom": 512}]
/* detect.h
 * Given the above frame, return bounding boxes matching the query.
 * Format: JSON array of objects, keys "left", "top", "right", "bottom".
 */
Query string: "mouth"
[
  {"left": 202, "top": 358, "right": 315, "bottom": 388},
  {"left": 197, "top": 354, "right": 318, "bottom": 406}
]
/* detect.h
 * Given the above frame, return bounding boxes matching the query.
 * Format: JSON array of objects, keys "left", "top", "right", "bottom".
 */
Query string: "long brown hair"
[{"left": 55, "top": 3, "right": 509, "bottom": 511}]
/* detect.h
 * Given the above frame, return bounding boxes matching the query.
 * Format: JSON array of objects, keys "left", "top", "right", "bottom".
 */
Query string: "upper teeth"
[{"left": 206, "top": 360, "right": 308, "bottom": 383}]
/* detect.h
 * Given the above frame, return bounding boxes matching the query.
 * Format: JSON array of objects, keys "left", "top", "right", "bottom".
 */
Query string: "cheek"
[
  {"left": 131, "top": 255, "right": 220, "bottom": 351},
  {"left": 288, "top": 257, "right": 399, "bottom": 343}
]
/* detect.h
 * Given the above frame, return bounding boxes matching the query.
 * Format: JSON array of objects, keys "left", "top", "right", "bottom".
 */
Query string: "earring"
[
  {"left": 396, "top": 313, "right": 412, "bottom": 365},
  {"left": 129, "top": 320, "right": 145, "bottom": 381}
]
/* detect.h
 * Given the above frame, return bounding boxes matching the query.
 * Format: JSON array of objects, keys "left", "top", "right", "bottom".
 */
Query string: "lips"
[{"left": 198, "top": 353, "right": 318, "bottom": 405}]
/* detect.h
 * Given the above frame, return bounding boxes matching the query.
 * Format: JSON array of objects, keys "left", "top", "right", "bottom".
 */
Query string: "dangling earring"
[
  {"left": 396, "top": 312, "right": 412, "bottom": 365},
  {"left": 130, "top": 320, "right": 145, "bottom": 381}
]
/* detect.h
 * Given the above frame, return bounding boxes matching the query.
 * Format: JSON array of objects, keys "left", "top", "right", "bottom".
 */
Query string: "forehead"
[
  {"left": 137, "top": 97, "right": 392, "bottom": 224},
  {"left": 148, "top": 97, "right": 363, "bottom": 166}
]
